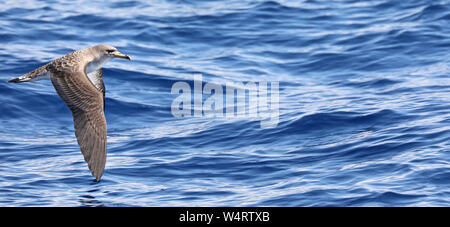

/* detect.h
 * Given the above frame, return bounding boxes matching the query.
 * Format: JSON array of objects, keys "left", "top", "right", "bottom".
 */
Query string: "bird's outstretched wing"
[{"left": 50, "top": 69, "right": 107, "bottom": 181}]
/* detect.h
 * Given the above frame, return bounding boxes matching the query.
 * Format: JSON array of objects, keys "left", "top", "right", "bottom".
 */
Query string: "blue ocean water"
[{"left": 0, "top": 0, "right": 449, "bottom": 206}]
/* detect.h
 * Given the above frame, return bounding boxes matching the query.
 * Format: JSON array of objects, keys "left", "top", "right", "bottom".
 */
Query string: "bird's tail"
[
  {"left": 8, "top": 64, "right": 50, "bottom": 83},
  {"left": 8, "top": 76, "right": 28, "bottom": 83}
]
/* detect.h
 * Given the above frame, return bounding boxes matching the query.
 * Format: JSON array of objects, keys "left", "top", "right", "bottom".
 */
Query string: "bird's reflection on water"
[{"left": 78, "top": 187, "right": 104, "bottom": 207}]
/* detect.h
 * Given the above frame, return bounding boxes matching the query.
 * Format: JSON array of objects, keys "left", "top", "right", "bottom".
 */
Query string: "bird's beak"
[{"left": 113, "top": 52, "right": 131, "bottom": 60}]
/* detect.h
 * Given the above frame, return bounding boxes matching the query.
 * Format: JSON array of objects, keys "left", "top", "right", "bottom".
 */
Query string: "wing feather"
[{"left": 50, "top": 69, "right": 107, "bottom": 181}]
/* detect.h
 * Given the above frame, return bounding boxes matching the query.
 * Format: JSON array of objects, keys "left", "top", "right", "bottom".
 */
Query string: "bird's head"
[
  {"left": 95, "top": 44, "right": 131, "bottom": 60},
  {"left": 85, "top": 44, "right": 131, "bottom": 74}
]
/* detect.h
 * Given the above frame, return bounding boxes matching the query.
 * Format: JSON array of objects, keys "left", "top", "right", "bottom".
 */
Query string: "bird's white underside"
[{"left": 85, "top": 56, "right": 112, "bottom": 91}]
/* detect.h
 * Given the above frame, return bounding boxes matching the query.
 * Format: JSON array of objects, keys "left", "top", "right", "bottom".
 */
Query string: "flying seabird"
[{"left": 8, "top": 44, "right": 131, "bottom": 181}]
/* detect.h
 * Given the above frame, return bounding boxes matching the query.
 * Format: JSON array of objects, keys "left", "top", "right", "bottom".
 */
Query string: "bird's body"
[{"left": 8, "top": 44, "right": 130, "bottom": 181}]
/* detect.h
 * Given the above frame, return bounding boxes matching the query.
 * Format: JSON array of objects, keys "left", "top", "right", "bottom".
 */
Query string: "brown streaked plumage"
[{"left": 8, "top": 44, "right": 131, "bottom": 181}]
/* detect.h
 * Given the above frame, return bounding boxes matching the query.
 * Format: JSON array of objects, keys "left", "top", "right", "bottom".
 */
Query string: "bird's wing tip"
[{"left": 94, "top": 174, "right": 103, "bottom": 182}]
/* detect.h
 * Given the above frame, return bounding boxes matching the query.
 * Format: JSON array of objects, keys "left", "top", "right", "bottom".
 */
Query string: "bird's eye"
[{"left": 106, "top": 49, "right": 115, "bottom": 53}]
